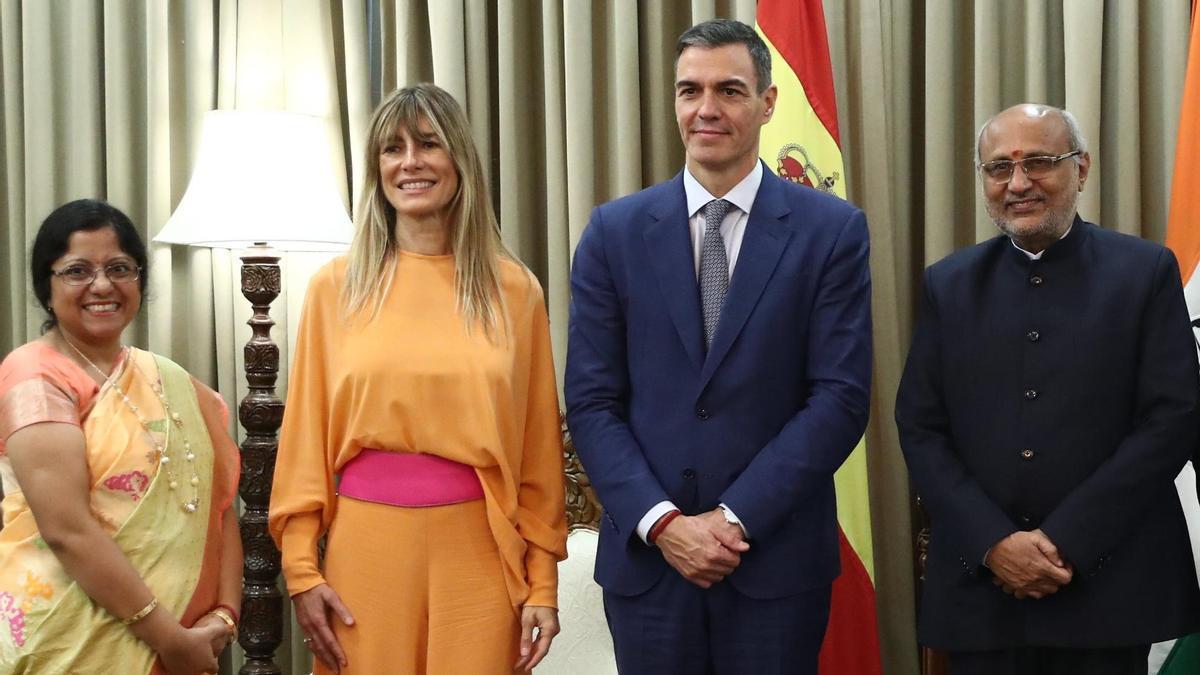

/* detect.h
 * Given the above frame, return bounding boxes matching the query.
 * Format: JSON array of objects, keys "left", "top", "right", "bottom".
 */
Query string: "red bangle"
[
  {"left": 214, "top": 603, "right": 240, "bottom": 626},
  {"left": 648, "top": 509, "right": 682, "bottom": 545}
]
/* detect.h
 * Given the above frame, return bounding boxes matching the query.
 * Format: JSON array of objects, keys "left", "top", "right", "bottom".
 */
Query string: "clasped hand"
[
  {"left": 985, "top": 529, "right": 1073, "bottom": 599},
  {"left": 655, "top": 509, "right": 750, "bottom": 588}
]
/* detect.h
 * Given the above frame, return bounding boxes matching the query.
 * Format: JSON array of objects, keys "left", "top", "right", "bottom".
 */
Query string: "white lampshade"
[{"left": 155, "top": 110, "right": 353, "bottom": 251}]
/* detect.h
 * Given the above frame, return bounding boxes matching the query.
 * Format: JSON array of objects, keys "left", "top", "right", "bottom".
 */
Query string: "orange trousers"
[{"left": 316, "top": 496, "right": 521, "bottom": 675}]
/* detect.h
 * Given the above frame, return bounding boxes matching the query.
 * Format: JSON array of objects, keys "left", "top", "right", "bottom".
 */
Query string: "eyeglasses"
[
  {"left": 52, "top": 261, "right": 142, "bottom": 286},
  {"left": 978, "top": 150, "right": 1082, "bottom": 184}
]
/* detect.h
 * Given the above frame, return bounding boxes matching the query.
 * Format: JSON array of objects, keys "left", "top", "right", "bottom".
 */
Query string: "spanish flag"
[
  {"left": 1157, "top": 2, "right": 1200, "bottom": 673},
  {"left": 756, "top": 2, "right": 882, "bottom": 673}
]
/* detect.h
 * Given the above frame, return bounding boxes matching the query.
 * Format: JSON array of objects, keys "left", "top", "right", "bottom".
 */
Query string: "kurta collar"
[{"left": 1006, "top": 214, "right": 1088, "bottom": 263}]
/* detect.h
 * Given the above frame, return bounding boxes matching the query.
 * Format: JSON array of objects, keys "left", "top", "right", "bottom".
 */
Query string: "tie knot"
[{"left": 704, "top": 199, "right": 734, "bottom": 231}]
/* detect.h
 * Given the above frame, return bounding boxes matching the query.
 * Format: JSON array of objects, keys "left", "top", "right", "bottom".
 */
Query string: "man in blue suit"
[{"left": 564, "top": 18, "right": 872, "bottom": 674}]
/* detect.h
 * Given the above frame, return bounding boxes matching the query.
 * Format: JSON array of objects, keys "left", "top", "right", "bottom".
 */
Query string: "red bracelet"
[
  {"left": 648, "top": 509, "right": 682, "bottom": 545},
  {"left": 214, "top": 602, "right": 240, "bottom": 626}
]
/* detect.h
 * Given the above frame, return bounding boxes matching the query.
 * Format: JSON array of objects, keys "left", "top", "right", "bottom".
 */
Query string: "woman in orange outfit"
[{"left": 268, "top": 83, "right": 567, "bottom": 674}]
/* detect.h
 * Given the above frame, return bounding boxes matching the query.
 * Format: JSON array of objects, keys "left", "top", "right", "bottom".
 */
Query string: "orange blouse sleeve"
[
  {"left": 268, "top": 263, "right": 340, "bottom": 597},
  {"left": 0, "top": 345, "right": 93, "bottom": 453},
  {"left": 515, "top": 280, "right": 568, "bottom": 608}
]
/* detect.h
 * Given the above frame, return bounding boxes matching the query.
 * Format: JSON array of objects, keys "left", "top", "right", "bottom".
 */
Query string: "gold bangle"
[
  {"left": 122, "top": 597, "right": 158, "bottom": 625},
  {"left": 208, "top": 607, "right": 238, "bottom": 643}
]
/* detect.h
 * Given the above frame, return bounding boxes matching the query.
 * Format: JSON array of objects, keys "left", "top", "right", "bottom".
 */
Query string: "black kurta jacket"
[{"left": 896, "top": 217, "right": 1200, "bottom": 650}]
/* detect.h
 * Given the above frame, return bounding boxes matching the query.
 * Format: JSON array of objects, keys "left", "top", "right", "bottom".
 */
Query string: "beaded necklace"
[{"left": 59, "top": 335, "right": 201, "bottom": 514}]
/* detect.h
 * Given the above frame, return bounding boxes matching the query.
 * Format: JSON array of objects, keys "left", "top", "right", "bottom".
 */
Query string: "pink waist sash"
[{"left": 338, "top": 449, "right": 484, "bottom": 507}]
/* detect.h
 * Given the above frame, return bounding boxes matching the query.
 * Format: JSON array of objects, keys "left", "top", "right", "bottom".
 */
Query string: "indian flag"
[
  {"left": 1156, "top": 2, "right": 1200, "bottom": 674},
  {"left": 756, "top": 2, "right": 882, "bottom": 673}
]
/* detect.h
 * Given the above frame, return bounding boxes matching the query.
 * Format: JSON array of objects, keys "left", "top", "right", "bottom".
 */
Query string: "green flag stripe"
[{"left": 1159, "top": 634, "right": 1200, "bottom": 674}]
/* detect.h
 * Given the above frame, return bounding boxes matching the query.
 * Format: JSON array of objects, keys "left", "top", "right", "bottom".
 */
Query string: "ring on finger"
[{"left": 302, "top": 637, "right": 313, "bottom": 644}]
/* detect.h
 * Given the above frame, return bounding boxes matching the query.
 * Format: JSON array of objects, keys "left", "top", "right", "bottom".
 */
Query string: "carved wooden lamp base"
[{"left": 237, "top": 244, "right": 284, "bottom": 674}]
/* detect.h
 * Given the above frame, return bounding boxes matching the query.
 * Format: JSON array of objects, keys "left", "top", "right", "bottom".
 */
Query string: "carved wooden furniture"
[
  {"left": 562, "top": 417, "right": 601, "bottom": 532},
  {"left": 237, "top": 249, "right": 284, "bottom": 674},
  {"left": 914, "top": 494, "right": 948, "bottom": 675}
]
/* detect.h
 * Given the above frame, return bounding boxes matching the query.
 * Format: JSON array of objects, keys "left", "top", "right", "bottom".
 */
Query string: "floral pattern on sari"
[
  {"left": 0, "top": 592, "right": 27, "bottom": 647},
  {"left": 0, "top": 569, "right": 57, "bottom": 648},
  {"left": 104, "top": 470, "right": 152, "bottom": 501}
]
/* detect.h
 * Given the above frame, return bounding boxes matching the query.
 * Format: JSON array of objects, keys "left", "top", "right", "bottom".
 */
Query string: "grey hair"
[
  {"left": 675, "top": 19, "right": 772, "bottom": 94},
  {"left": 975, "top": 105, "right": 1089, "bottom": 164}
]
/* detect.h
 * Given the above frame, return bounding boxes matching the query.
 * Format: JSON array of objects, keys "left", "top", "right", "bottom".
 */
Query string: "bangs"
[{"left": 372, "top": 93, "right": 451, "bottom": 153}]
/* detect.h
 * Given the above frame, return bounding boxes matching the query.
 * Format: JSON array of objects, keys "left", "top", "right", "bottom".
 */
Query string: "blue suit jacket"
[{"left": 565, "top": 165, "right": 872, "bottom": 598}]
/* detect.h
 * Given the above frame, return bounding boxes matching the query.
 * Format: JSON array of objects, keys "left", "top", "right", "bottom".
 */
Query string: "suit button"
[
  {"left": 682, "top": 468, "right": 697, "bottom": 480},
  {"left": 1019, "top": 514, "right": 1033, "bottom": 525},
  {"left": 1021, "top": 449, "right": 1034, "bottom": 460},
  {"left": 696, "top": 408, "right": 711, "bottom": 420},
  {"left": 1027, "top": 330, "right": 1040, "bottom": 342},
  {"left": 1024, "top": 388, "right": 1039, "bottom": 400},
  {"left": 1029, "top": 275, "right": 1043, "bottom": 286}
]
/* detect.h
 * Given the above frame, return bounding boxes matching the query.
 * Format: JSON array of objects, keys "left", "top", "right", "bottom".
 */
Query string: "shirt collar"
[
  {"left": 1010, "top": 223, "right": 1073, "bottom": 261},
  {"left": 683, "top": 161, "right": 764, "bottom": 218}
]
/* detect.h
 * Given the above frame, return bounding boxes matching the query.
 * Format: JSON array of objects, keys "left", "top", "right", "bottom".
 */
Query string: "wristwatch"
[
  {"left": 718, "top": 505, "right": 739, "bottom": 526},
  {"left": 718, "top": 504, "right": 749, "bottom": 539}
]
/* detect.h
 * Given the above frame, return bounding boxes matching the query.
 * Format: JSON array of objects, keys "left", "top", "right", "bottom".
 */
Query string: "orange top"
[
  {"left": 0, "top": 342, "right": 103, "bottom": 455},
  {"left": 268, "top": 253, "right": 567, "bottom": 609}
]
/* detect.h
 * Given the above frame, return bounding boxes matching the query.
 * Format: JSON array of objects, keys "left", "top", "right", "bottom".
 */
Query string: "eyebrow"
[
  {"left": 384, "top": 131, "right": 439, "bottom": 145},
  {"left": 675, "top": 77, "right": 751, "bottom": 91},
  {"left": 984, "top": 149, "right": 1064, "bottom": 162},
  {"left": 61, "top": 255, "right": 135, "bottom": 266}
]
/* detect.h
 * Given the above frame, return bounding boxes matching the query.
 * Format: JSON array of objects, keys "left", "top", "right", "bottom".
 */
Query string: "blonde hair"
[{"left": 342, "top": 83, "right": 514, "bottom": 337}]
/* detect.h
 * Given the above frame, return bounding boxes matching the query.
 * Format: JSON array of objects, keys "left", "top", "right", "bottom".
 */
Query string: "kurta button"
[
  {"left": 682, "top": 468, "right": 697, "bottom": 479},
  {"left": 1024, "top": 388, "right": 1038, "bottom": 400},
  {"left": 696, "top": 408, "right": 711, "bottom": 420},
  {"left": 1027, "top": 330, "right": 1040, "bottom": 342},
  {"left": 1021, "top": 449, "right": 1034, "bottom": 460},
  {"left": 1029, "top": 275, "right": 1043, "bottom": 286}
]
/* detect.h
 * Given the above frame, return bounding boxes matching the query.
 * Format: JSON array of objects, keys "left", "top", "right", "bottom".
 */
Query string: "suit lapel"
[
  {"left": 643, "top": 173, "right": 705, "bottom": 370},
  {"left": 698, "top": 170, "right": 792, "bottom": 391}
]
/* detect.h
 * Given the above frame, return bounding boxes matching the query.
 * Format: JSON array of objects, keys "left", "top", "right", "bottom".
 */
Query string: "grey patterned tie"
[{"left": 699, "top": 198, "right": 734, "bottom": 347}]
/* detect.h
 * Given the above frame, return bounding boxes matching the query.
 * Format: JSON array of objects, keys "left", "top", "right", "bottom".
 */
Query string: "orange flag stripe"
[{"left": 1167, "top": 0, "right": 1200, "bottom": 282}]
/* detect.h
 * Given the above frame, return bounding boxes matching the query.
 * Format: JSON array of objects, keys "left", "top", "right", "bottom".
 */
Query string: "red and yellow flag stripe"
[{"left": 757, "top": 2, "right": 881, "bottom": 673}]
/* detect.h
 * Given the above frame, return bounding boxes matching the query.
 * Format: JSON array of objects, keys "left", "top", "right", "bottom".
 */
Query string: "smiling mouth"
[
  {"left": 84, "top": 303, "right": 120, "bottom": 313},
  {"left": 1007, "top": 198, "right": 1043, "bottom": 211},
  {"left": 398, "top": 180, "right": 435, "bottom": 190}
]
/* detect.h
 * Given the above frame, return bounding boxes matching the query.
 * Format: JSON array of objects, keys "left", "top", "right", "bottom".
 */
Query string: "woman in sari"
[
  {"left": 269, "top": 83, "right": 567, "bottom": 674},
  {"left": 0, "top": 199, "right": 243, "bottom": 674}
]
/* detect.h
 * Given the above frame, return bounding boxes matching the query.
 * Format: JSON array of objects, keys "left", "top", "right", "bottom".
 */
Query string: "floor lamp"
[{"left": 154, "top": 110, "right": 352, "bottom": 674}]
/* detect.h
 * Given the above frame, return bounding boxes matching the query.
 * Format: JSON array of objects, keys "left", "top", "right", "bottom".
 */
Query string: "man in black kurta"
[{"left": 896, "top": 103, "right": 1200, "bottom": 675}]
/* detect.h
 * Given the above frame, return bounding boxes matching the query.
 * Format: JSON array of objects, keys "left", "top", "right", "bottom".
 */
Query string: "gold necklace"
[{"left": 59, "top": 335, "right": 201, "bottom": 514}]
